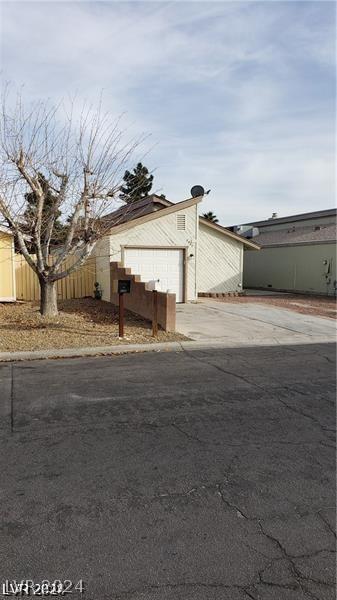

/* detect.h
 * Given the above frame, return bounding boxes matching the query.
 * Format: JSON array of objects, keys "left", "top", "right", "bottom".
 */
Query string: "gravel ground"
[
  {"left": 214, "top": 293, "right": 337, "bottom": 319},
  {"left": 0, "top": 299, "right": 187, "bottom": 352}
]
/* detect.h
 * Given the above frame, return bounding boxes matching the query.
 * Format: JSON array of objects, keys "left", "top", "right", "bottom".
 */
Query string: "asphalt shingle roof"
[
  {"left": 102, "top": 195, "right": 172, "bottom": 227},
  {"left": 252, "top": 223, "right": 337, "bottom": 247},
  {"left": 243, "top": 208, "right": 337, "bottom": 228}
]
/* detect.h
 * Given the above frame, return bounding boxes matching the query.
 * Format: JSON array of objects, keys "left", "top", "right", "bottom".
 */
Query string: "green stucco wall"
[{"left": 243, "top": 243, "right": 336, "bottom": 296}]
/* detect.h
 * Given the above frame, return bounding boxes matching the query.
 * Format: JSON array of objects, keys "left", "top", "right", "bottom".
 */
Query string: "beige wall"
[
  {"left": 15, "top": 254, "right": 96, "bottom": 301},
  {"left": 197, "top": 222, "right": 243, "bottom": 293},
  {"left": 0, "top": 231, "right": 15, "bottom": 301},
  {"left": 94, "top": 235, "right": 111, "bottom": 302},
  {"left": 95, "top": 204, "right": 198, "bottom": 302},
  {"left": 244, "top": 243, "right": 336, "bottom": 296}
]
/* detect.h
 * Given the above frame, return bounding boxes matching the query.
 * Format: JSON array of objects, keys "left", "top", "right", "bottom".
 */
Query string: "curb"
[
  {"left": 0, "top": 337, "right": 334, "bottom": 362},
  {"left": 0, "top": 341, "right": 183, "bottom": 362}
]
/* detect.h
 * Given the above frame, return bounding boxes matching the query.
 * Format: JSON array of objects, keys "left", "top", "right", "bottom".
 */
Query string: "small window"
[{"left": 176, "top": 214, "right": 186, "bottom": 230}]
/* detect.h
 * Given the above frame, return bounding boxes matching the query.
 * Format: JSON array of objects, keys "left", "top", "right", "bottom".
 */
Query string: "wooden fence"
[{"left": 15, "top": 254, "right": 96, "bottom": 301}]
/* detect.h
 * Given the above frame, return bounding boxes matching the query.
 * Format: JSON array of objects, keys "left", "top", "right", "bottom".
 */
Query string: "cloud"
[{"left": 0, "top": 0, "right": 335, "bottom": 224}]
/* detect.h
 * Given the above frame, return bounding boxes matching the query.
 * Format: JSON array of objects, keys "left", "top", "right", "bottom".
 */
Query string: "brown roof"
[
  {"left": 103, "top": 194, "right": 260, "bottom": 249},
  {"left": 102, "top": 195, "right": 172, "bottom": 228},
  {"left": 0, "top": 225, "right": 13, "bottom": 236},
  {"left": 253, "top": 223, "right": 337, "bottom": 247},
  {"left": 108, "top": 195, "right": 202, "bottom": 234}
]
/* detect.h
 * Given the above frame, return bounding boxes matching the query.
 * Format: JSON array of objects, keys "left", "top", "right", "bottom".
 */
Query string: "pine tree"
[
  {"left": 202, "top": 211, "right": 219, "bottom": 223},
  {"left": 120, "top": 163, "right": 154, "bottom": 204}
]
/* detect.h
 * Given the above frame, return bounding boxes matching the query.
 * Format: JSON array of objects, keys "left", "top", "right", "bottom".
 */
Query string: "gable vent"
[{"left": 176, "top": 214, "right": 186, "bottom": 230}]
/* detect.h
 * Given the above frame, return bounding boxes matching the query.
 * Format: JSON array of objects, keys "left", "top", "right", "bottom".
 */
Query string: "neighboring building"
[
  {"left": 230, "top": 209, "right": 337, "bottom": 296},
  {"left": 94, "top": 195, "right": 259, "bottom": 302},
  {"left": 0, "top": 225, "right": 16, "bottom": 301}
]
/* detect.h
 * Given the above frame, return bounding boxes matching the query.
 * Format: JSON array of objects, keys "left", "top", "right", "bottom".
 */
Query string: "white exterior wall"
[
  {"left": 197, "top": 222, "right": 243, "bottom": 293},
  {"left": 94, "top": 204, "right": 198, "bottom": 302},
  {"left": 243, "top": 243, "right": 336, "bottom": 296}
]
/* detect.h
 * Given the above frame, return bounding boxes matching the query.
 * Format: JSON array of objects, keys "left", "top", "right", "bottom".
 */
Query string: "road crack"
[
  {"left": 317, "top": 510, "right": 336, "bottom": 539},
  {"left": 182, "top": 349, "right": 266, "bottom": 392},
  {"left": 275, "top": 393, "right": 335, "bottom": 436},
  {"left": 258, "top": 523, "right": 335, "bottom": 599},
  {"left": 171, "top": 422, "right": 204, "bottom": 444},
  {"left": 217, "top": 483, "right": 248, "bottom": 519}
]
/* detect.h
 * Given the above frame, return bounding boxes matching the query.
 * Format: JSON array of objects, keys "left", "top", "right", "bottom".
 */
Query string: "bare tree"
[{"left": 0, "top": 89, "right": 143, "bottom": 316}]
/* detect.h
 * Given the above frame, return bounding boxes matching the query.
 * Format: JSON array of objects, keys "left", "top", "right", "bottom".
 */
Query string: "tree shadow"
[{"left": 59, "top": 299, "right": 151, "bottom": 331}]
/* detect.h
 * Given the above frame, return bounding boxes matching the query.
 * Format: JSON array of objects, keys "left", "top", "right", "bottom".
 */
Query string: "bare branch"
[{"left": 0, "top": 87, "right": 146, "bottom": 315}]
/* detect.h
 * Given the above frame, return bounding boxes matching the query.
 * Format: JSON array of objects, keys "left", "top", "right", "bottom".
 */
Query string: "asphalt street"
[{"left": 0, "top": 343, "right": 336, "bottom": 600}]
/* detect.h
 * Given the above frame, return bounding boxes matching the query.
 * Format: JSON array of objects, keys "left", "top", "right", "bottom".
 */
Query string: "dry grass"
[
  {"left": 213, "top": 293, "right": 337, "bottom": 319},
  {"left": 0, "top": 299, "right": 187, "bottom": 352}
]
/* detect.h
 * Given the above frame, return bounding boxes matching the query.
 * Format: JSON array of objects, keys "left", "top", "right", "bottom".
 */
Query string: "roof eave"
[
  {"left": 239, "top": 208, "right": 337, "bottom": 228},
  {"left": 258, "top": 239, "right": 337, "bottom": 248},
  {"left": 0, "top": 225, "right": 14, "bottom": 236},
  {"left": 108, "top": 196, "right": 202, "bottom": 234},
  {"left": 199, "top": 217, "right": 260, "bottom": 249}
]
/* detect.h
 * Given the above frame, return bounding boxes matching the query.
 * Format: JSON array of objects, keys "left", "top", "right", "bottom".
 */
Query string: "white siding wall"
[
  {"left": 94, "top": 204, "right": 198, "bottom": 302},
  {"left": 198, "top": 222, "right": 243, "bottom": 293}
]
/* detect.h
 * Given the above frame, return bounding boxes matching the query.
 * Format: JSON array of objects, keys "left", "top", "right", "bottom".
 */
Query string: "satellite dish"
[{"left": 190, "top": 185, "right": 205, "bottom": 198}]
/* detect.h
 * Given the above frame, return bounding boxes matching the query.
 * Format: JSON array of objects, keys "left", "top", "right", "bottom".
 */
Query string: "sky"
[{"left": 0, "top": 0, "right": 335, "bottom": 225}]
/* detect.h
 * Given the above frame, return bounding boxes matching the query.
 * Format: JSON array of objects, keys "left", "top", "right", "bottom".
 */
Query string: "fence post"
[
  {"left": 119, "top": 292, "right": 124, "bottom": 337},
  {"left": 152, "top": 290, "right": 158, "bottom": 337}
]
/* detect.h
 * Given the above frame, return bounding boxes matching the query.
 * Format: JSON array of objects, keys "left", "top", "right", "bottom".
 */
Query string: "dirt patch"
[
  {"left": 213, "top": 293, "right": 337, "bottom": 319},
  {"left": 0, "top": 299, "right": 188, "bottom": 352}
]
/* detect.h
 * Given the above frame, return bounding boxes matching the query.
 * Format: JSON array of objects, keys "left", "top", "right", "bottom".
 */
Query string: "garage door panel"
[
  {"left": 167, "top": 264, "right": 180, "bottom": 273},
  {"left": 124, "top": 248, "right": 184, "bottom": 302}
]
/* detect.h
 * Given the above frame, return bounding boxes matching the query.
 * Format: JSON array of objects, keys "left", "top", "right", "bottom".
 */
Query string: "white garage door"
[{"left": 124, "top": 247, "right": 184, "bottom": 302}]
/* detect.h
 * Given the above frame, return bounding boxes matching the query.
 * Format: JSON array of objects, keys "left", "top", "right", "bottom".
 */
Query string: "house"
[
  {"left": 0, "top": 225, "right": 16, "bottom": 301},
  {"left": 94, "top": 194, "right": 259, "bottom": 303},
  {"left": 230, "top": 209, "right": 337, "bottom": 296}
]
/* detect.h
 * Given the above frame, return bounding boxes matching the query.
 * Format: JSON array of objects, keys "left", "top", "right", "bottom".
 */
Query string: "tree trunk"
[{"left": 40, "top": 279, "right": 58, "bottom": 317}]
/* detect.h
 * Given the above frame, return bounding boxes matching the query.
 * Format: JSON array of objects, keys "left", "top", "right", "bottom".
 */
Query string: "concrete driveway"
[{"left": 177, "top": 299, "right": 336, "bottom": 346}]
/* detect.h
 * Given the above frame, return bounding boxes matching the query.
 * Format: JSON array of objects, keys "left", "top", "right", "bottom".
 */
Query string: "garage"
[
  {"left": 94, "top": 194, "right": 259, "bottom": 304},
  {"left": 124, "top": 247, "right": 184, "bottom": 302}
]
